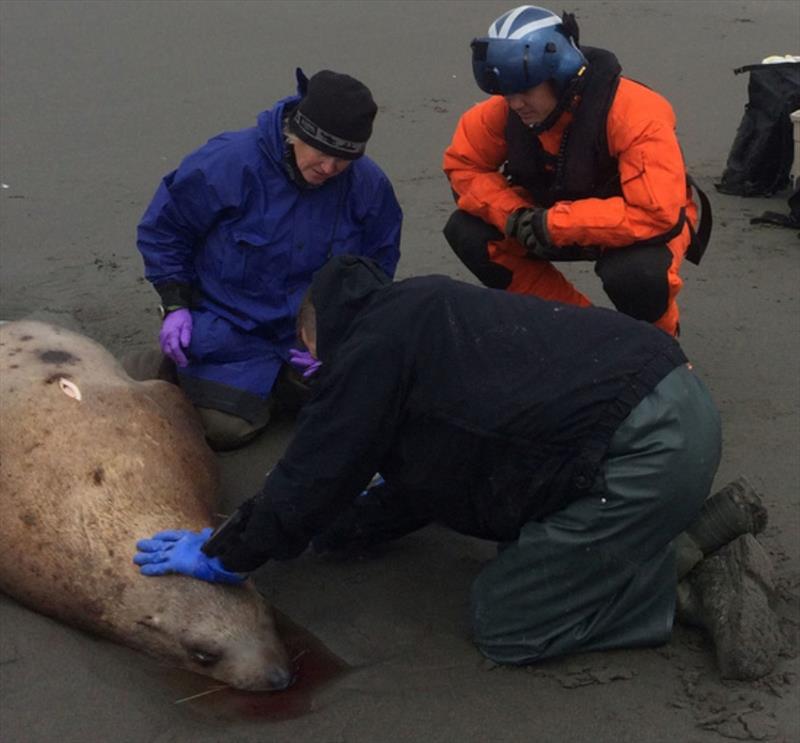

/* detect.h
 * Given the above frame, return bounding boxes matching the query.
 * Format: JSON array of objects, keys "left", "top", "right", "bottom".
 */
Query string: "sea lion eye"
[{"left": 186, "top": 646, "right": 221, "bottom": 667}]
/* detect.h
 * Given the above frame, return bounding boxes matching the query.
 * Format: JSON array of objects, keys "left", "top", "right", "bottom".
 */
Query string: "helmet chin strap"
[{"left": 528, "top": 66, "right": 587, "bottom": 134}]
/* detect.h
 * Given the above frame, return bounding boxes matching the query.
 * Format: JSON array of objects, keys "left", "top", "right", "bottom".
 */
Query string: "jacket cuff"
[
  {"left": 202, "top": 500, "right": 269, "bottom": 572},
  {"left": 532, "top": 209, "right": 552, "bottom": 246},
  {"left": 154, "top": 282, "right": 192, "bottom": 310},
  {"left": 208, "top": 493, "right": 309, "bottom": 572},
  {"left": 505, "top": 209, "right": 525, "bottom": 238},
  {"left": 216, "top": 545, "right": 270, "bottom": 573}
]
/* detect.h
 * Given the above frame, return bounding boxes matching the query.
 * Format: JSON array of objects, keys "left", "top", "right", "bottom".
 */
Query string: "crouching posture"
[
  {"left": 443, "top": 6, "right": 711, "bottom": 336},
  {"left": 135, "top": 256, "right": 781, "bottom": 680}
]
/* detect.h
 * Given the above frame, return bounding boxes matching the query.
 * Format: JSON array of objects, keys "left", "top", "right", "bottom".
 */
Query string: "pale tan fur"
[{"left": 0, "top": 321, "right": 289, "bottom": 690}]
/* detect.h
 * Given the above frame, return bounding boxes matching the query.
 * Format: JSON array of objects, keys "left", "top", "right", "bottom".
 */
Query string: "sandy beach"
[{"left": 1, "top": 2, "right": 798, "bottom": 741}]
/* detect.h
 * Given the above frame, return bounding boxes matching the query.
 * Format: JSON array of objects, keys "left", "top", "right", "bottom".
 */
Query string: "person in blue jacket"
[{"left": 135, "top": 68, "right": 402, "bottom": 450}]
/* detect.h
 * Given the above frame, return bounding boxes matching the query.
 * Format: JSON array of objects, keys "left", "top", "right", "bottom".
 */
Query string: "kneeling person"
[
  {"left": 132, "top": 68, "right": 402, "bottom": 450},
  {"left": 135, "top": 256, "right": 780, "bottom": 680}
]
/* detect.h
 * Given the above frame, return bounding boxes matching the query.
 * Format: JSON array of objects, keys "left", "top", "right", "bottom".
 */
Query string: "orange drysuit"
[{"left": 443, "top": 75, "right": 699, "bottom": 336}]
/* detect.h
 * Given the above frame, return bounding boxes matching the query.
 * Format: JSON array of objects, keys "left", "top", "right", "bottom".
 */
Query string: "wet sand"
[{"left": 1, "top": 2, "right": 798, "bottom": 741}]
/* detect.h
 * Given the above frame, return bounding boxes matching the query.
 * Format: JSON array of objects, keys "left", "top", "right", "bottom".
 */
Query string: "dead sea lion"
[{"left": 0, "top": 320, "right": 291, "bottom": 690}]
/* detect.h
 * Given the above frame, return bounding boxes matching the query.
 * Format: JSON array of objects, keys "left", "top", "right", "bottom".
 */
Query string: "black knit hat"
[{"left": 289, "top": 69, "right": 377, "bottom": 160}]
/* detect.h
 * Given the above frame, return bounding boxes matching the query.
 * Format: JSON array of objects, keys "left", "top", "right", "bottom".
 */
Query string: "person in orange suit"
[{"left": 443, "top": 5, "right": 710, "bottom": 336}]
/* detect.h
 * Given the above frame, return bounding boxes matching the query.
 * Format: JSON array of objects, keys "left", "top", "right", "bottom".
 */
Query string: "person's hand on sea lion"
[{"left": 134, "top": 528, "right": 245, "bottom": 584}]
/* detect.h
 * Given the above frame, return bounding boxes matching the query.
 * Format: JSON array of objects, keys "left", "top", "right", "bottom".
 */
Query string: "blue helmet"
[{"left": 471, "top": 5, "right": 587, "bottom": 96}]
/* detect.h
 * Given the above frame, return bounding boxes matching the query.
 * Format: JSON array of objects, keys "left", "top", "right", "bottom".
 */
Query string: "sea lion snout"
[{"left": 267, "top": 666, "right": 294, "bottom": 691}]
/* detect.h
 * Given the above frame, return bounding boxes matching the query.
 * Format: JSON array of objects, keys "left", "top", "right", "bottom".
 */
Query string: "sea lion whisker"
[
  {"left": 173, "top": 685, "right": 229, "bottom": 704},
  {"left": 291, "top": 649, "right": 309, "bottom": 664}
]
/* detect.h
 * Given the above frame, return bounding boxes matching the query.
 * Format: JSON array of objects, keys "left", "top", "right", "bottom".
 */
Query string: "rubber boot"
[
  {"left": 675, "top": 476, "right": 767, "bottom": 579},
  {"left": 676, "top": 534, "right": 782, "bottom": 680},
  {"left": 674, "top": 532, "right": 705, "bottom": 579},
  {"left": 687, "top": 477, "right": 768, "bottom": 554}
]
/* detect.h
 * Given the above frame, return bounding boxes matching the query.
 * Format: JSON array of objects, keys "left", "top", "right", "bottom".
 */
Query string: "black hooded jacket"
[{"left": 220, "top": 256, "right": 687, "bottom": 571}]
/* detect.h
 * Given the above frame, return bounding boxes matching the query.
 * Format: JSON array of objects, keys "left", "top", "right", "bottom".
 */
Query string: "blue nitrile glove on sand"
[{"left": 134, "top": 527, "right": 244, "bottom": 584}]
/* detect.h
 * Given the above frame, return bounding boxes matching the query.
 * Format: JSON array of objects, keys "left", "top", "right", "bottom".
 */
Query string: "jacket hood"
[
  {"left": 311, "top": 255, "right": 392, "bottom": 362},
  {"left": 254, "top": 69, "right": 313, "bottom": 165}
]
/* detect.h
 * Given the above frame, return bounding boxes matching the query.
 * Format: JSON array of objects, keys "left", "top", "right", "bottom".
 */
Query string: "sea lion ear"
[
  {"left": 137, "top": 614, "right": 162, "bottom": 632},
  {"left": 58, "top": 377, "right": 82, "bottom": 401}
]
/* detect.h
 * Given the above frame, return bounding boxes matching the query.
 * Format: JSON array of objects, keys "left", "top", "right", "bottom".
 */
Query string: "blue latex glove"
[
  {"left": 159, "top": 308, "right": 192, "bottom": 367},
  {"left": 133, "top": 527, "right": 245, "bottom": 584},
  {"left": 288, "top": 348, "right": 322, "bottom": 378}
]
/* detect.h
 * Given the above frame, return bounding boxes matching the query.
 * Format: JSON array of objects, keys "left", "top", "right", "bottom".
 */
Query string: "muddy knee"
[
  {"left": 469, "top": 569, "right": 548, "bottom": 665},
  {"left": 196, "top": 407, "right": 267, "bottom": 451}
]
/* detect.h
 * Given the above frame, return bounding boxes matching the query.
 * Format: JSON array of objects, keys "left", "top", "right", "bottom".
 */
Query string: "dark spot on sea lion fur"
[
  {"left": 44, "top": 373, "right": 72, "bottom": 385},
  {"left": 92, "top": 467, "right": 105, "bottom": 485},
  {"left": 39, "top": 350, "right": 79, "bottom": 365}
]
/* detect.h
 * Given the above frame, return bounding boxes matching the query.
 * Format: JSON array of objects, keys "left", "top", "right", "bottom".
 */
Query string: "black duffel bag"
[{"left": 716, "top": 61, "right": 800, "bottom": 197}]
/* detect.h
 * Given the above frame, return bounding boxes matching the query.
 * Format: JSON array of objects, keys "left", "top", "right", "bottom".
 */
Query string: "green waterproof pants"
[{"left": 470, "top": 363, "right": 722, "bottom": 664}]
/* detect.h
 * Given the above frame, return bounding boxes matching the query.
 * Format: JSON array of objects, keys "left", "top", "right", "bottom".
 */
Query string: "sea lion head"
[{"left": 133, "top": 578, "right": 292, "bottom": 691}]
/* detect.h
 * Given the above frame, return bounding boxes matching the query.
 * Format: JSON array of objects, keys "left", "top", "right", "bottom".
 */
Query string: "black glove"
[
  {"left": 506, "top": 208, "right": 602, "bottom": 262},
  {"left": 200, "top": 500, "right": 262, "bottom": 570},
  {"left": 506, "top": 208, "right": 556, "bottom": 259}
]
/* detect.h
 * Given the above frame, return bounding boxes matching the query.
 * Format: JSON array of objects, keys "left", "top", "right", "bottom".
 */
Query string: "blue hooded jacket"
[{"left": 137, "top": 81, "right": 402, "bottom": 414}]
